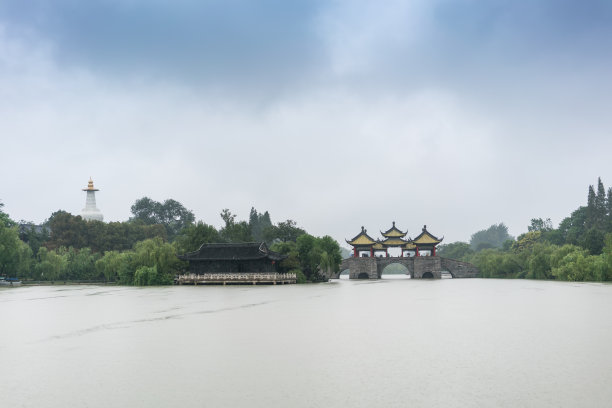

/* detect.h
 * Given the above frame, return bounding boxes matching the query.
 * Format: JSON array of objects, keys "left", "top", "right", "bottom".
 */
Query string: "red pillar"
[
  {"left": 432, "top": 246, "right": 436, "bottom": 256},
  {"left": 370, "top": 247, "right": 373, "bottom": 257},
  {"left": 353, "top": 248, "right": 357, "bottom": 257},
  {"left": 416, "top": 247, "right": 420, "bottom": 257}
]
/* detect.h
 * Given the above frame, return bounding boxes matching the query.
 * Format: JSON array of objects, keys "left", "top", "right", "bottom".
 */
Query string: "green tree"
[
  {"left": 47, "top": 211, "right": 88, "bottom": 250},
  {"left": 558, "top": 207, "right": 587, "bottom": 245},
  {"left": 581, "top": 227, "right": 605, "bottom": 255},
  {"left": 219, "top": 209, "right": 252, "bottom": 243},
  {"left": 116, "top": 252, "right": 137, "bottom": 285},
  {"left": 130, "top": 197, "right": 195, "bottom": 240},
  {"left": 318, "top": 235, "right": 342, "bottom": 273},
  {"left": 175, "top": 221, "right": 221, "bottom": 253},
  {"left": 586, "top": 184, "right": 597, "bottom": 229},
  {"left": 159, "top": 199, "right": 196, "bottom": 239},
  {"left": 0, "top": 201, "right": 16, "bottom": 227},
  {"left": 595, "top": 177, "right": 607, "bottom": 229},
  {"left": 130, "top": 197, "right": 162, "bottom": 224},
  {"left": 12, "top": 240, "right": 34, "bottom": 279},
  {"left": 471, "top": 249, "right": 523, "bottom": 279},
  {"left": 0, "top": 218, "right": 31, "bottom": 277},
  {"left": 18, "top": 222, "right": 49, "bottom": 255},
  {"left": 607, "top": 188, "right": 612, "bottom": 233},
  {"left": 526, "top": 243, "right": 554, "bottom": 279},
  {"left": 295, "top": 234, "right": 341, "bottom": 282},
  {"left": 437, "top": 242, "right": 473, "bottom": 260},
  {"left": 62, "top": 247, "right": 100, "bottom": 281},
  {"left": 528, "top": 218, "right": 553, "bottom": 232},
  {"left": 131, "top": 238, "right": 183, "bottom": 283},
  {"left": 35, "top": 247, "right": 67, "bottom": 281},
  {"left": 133, "top": 265, "right": 162, "bottom": 286},
  {"left": 95, "top": 251, "right": 123, "bottom": 282},
  {"left": 296, "top": 234, "right": 316, "bottom": 273},
  {"left": 549, "top": 244, "right": 586, "bottom": 276},
  {"left": 249, "top": 208, "right": 273, "bottom": 242},
  {"left": 585, "top": 178, "right": 607, "bottom": 231},
  {"left": 270, "top": 241, "right": 301, "bottom": 271},
  {"left": 512, "top": 231, "right": 542, "bottom": 253},
  {"left": 470, "top": 223, "right": 513, "bottom": 251},
  {"left": 600, "top": 234, "right": 612, "bottom": 281},
  {"left": 264, "top": 219, "right": 305, "bottom": 243}
]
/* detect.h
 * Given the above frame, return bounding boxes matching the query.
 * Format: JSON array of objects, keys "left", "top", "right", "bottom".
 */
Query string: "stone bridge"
[{"left": 332, "top": 256, "right": 479, "bottom": 279}]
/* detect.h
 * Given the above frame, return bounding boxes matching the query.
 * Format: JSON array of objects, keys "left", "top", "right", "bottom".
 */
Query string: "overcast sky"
[{"left": 1, "top": 0, "right": 611, "bottom": 246}]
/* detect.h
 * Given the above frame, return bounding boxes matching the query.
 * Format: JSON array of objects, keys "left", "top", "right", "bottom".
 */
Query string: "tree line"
[
  {"left": 438, "top": 177, "right": 612, "bottom": 281},
  {"left": 0, "top": 198, "right": 342, "bottom": 285}
]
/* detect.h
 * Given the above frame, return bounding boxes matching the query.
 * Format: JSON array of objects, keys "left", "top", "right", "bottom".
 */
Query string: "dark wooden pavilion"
[{"left": 177, "top": 242, "right": 287, "bottom": 274}]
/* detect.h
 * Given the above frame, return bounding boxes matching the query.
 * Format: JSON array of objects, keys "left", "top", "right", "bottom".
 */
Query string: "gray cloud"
[{"left": 1, "top": 1, "right": 611, "bottom": 245}]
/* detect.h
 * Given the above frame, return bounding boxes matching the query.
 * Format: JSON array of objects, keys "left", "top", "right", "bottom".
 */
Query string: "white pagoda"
[{"left": 81, "top": 178, "right": 104, "bottom": 221}]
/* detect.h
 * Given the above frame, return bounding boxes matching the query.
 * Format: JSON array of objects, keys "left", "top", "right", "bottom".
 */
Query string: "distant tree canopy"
[
  {"left": 130, "top": 197, "right": 195, "bottom": 240},
  {"left": 47, "top": 211, "right": 166, "bottom": 252},
  {"left": 175, "top": 221, "right": 221, "bottom": 253},
  {"left": 0, "top": 216, "right": 31, "bottom": 277},
  {"left": 437, "top": 242, "right": 473, "bottom": 260},
  {"left": 263, "top": 219, "right": 305, "bottom": 243},
  {"left": 448, "top": 177, "right": 612, "bottom": 282},
  {"left": 528, "top": 218, "right": 553, "bottom": 232},
  {"left": 0, "top": 200, "right": 16, "bottom": 227},
  {"left": 18, "top": 222, "right": 49, "bottom": 256},
  {"left": 1, "top": 197, "right": 342, "bottom": 285},
  {"left": 249, "top": 207, "right": 272, "bottom": 242},
  {"left": 470, "top": 223, "right": 513, "bottom": 251},
  {"left": 219, "top": 209, "right": 252, "bottom": 243}
]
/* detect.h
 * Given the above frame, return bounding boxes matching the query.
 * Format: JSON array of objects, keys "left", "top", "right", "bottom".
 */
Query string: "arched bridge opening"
[{"left": 380, "top": 262, "right": 410, "bottom": 279}]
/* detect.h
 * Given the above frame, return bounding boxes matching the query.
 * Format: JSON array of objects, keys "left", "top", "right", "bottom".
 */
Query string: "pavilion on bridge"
[{"left": 346, "top": 223, "right": 443, "bottom": 258}]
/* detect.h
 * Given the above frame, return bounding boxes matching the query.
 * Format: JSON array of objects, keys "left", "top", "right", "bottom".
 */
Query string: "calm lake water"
[{"left": 2, "top": 278, "right": 612, "bottom": 408}]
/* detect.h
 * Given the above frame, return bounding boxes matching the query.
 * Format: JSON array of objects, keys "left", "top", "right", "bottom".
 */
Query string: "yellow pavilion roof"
[
  {"left": 346, "top": 227, "right": 376, "bottom": 246},
  {"left": 412, "top": 225, "right": 443, "bottom": 245},
  {"left": 372, "top": 242, "right": 385, "bottom": 250},
  {"left": 381, "top": 221, "right": 407, "bottom": 238},
  {"left": 382, "top": 237, "right": 408, "bottom": 246},
  {"left": 404, "top": 242, "right": 416, "bottom": 249}
]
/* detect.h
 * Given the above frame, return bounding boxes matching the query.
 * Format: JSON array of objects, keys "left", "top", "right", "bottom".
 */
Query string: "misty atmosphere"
[
  {"left": 2, "top": 2, "right": 612, "bottom": 407},
  {"left": 1, "top": 1, "right": 611, "bottom": 244}
]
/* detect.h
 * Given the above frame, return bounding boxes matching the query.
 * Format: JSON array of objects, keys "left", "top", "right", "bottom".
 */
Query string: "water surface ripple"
[{"left": 2, "top": 279, "right": 611, "bottom": 407}]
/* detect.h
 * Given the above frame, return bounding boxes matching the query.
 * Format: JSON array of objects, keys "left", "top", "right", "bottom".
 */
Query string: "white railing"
[{"left": 177, "top": 272, "right": 297, "bottom": 283}]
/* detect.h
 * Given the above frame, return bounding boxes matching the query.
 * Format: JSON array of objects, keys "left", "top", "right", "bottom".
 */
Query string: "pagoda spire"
[{"left": 81, "top": 178, "right": 103, "bottom": 221}]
